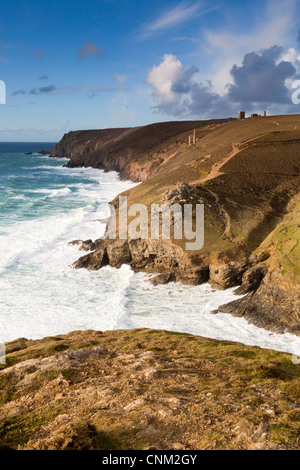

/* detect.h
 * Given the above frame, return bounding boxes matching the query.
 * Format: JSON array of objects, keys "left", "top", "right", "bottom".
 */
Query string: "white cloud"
[
  {"left": 146, "top": 53, "right": 227, "bottom": 117},
  {"left": 203, "top": 0, "right": 297, "bottom": 94},
  {"left": 146, "top": 54, "right": 183, "bottom": 105},
  {"left": 278, "top": 47, "right": 300, "bottom": 91},
  {"left": 141, "top": 2, "right": 217, "bottom": 38},
  {"left": 146, "top": 48, "right": 297, "bottom": 118},
  {"left": 279, "top": 48, "right": 300, "bottom": 67}
]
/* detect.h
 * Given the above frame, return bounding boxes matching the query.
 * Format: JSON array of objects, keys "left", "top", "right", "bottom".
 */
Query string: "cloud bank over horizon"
[{"left": 146, "top": 45, "right": 300, "bottom": 118}]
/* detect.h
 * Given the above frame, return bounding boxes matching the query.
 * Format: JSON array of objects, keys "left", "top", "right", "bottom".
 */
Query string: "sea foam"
[{"left": 0, "top": 154, "right": 299, "bottom": 357}]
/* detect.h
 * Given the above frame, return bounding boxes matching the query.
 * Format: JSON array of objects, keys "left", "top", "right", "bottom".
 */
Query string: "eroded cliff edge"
[{"left": 51, "top": 116, "right": 300, "bottom": 335}]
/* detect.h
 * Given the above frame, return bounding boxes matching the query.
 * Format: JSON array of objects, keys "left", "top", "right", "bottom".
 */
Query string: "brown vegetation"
[{"left": 1, "top": 329, "right": 300, "bottom": 450}]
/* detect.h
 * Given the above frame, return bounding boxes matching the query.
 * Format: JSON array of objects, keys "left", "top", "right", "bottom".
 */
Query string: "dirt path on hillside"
[
  {"left": 199, "top": 132, "right": 272, "bottom": 185},
  {"left": 160, "top": 148, "right": 181, "bottom": 166},
  {"left": 194, "top": 132, "right": 272, "bottom": 238},
  {"left": 200, "top": 144, "right": 240, "bottom": 184},
  {"left": 204, "top": 188, "right": 232, "bottom": 239}
]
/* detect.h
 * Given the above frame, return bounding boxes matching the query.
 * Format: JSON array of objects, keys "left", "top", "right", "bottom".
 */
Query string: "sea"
[{"left": 0, "top": 142, "right": 300, "bottom": 356}]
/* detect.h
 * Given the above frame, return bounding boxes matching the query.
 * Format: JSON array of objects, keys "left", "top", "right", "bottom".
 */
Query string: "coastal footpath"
[
  {"left": 51, "top": 116, "right": 300, "bottom": 335},
  {"left": 1, "top": 328, "right": 300, "bottom": 450}
]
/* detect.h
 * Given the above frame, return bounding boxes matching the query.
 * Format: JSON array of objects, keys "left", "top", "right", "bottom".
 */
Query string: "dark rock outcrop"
[
  {"left": 163, "top": 182, "right": 201, "bottom": 204},
  {"left": 72, "top": 237, "right": 210, "bottom": 286},
  {"left": 234, "top": 265, "right": 266, "bottom": 295},
  {"left": 209, "top": 257, "right": 249, "bottom": 289},
  {"left": 219, "top": 269, "right": 300, "bottom": 335}
]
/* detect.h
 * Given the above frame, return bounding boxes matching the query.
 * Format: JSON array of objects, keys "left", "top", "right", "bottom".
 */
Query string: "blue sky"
[{"left": 1, "top": 0, "right": 300, "bottom": 141}]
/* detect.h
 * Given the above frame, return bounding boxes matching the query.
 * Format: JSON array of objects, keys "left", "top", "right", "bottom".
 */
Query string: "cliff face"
[
  {"left": 54, "top": 116, "right": 300, "bottom": 335},
  {"left": 50, "top": 119, "right": 232, "bottom": 181},
  {"left": 219, "top": 193, "right": 300, "bottom": 334}
]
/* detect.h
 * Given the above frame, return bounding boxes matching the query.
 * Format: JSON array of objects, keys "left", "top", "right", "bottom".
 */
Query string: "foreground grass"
[{"left": 0, "top": 328, "right": 299, "bottom": 450}]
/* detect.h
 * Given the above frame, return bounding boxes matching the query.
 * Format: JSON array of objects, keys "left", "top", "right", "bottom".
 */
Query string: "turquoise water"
[
  {"left": 0, "top": 143, "right": 101, "bottom": 224},
  {"left": 0, "top": 143, "right": 300, "bottom": 356}
]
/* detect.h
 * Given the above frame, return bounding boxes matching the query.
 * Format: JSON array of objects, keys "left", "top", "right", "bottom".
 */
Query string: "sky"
[{"left": 1, "top": 0, "right": 300, "bottom": 141}]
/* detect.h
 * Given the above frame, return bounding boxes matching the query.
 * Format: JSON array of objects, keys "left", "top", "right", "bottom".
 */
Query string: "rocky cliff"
[
  {"left": 50, "top": 119, "right": 232, "bottom": 181},
  {"left": 52, "top": 116, "right": 300, "bottom": 335}
]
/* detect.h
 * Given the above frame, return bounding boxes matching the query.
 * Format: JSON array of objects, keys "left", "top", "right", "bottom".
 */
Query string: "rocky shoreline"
[
  {"left": 71, "top": 235, "right": 300, "bottom": 336},
  {"left": 50, "top": 117, "right": 300, "bottom": 337}
]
